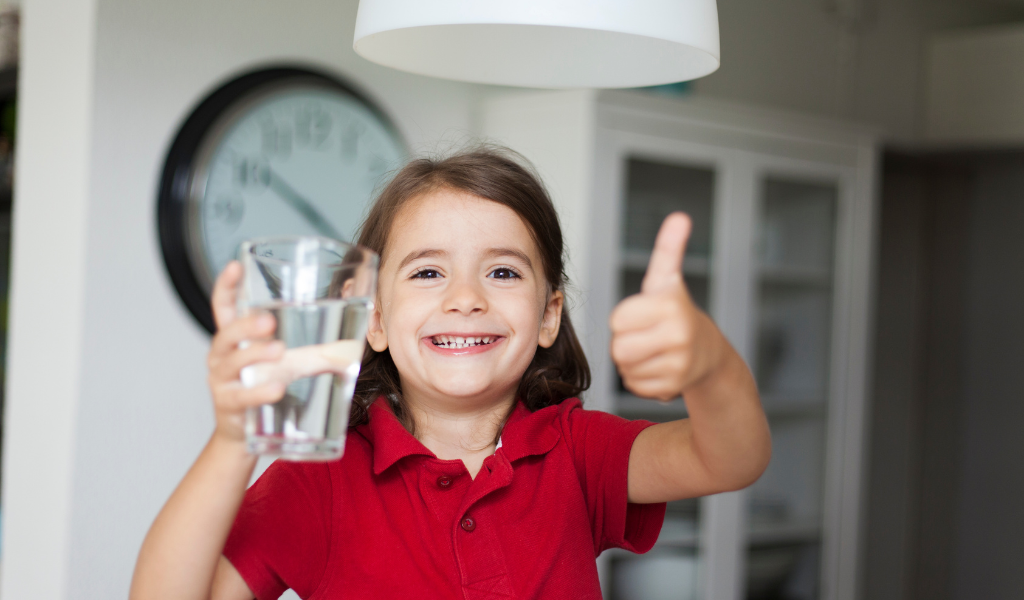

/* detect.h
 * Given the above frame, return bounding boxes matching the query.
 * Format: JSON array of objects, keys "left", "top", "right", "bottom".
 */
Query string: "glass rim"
[{"left": 240, "top": 235, "right": 379, "bottom": 266}]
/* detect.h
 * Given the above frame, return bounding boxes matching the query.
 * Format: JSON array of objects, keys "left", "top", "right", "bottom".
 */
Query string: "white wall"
[
  {"left": 2, "top": 1, "right": 482, "bottom": 598},
  {"left": 692, "top": 0, "right": 1024, "bottom": 143},
  {"left": 0, "top": 0, "right": 97, "bottom": 598},
  {"left": 925, "top": 23, "right": 1024, "bottom": 144}
]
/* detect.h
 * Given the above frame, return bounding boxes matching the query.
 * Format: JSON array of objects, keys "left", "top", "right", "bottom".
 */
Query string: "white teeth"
[{"left": 432, "top": 335, "right": 496, "bottom": 348}]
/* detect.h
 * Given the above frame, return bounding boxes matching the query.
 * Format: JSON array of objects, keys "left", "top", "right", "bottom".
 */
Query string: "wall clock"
[{"left": 158, "top": 66, "right": 406, "bottom": 333}]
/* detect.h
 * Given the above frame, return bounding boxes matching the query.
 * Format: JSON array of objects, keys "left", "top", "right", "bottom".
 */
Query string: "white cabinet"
[{"left": 482, "top": 90, "right": 876, "bottom": 600}]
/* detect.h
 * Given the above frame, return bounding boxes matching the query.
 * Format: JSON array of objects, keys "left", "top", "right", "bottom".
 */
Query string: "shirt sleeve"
[
  {"left": 560, "top": 400, "right": 667, "bottom": 555},
  {"left": 223, "top": 460, "right": 333, "bottom": 600}
]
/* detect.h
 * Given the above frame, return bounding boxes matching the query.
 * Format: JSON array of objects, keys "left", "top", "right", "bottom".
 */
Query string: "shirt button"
[
  {"left": 437, "top": 475, "right": 452, "bottom": 489},
  {"left": 460, "top": 517, "right": 476, "bottom": 532}
]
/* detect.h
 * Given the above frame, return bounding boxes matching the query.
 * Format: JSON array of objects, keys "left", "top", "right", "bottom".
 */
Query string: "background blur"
[{"left": 1, "top": 0, "right": 1023, "bottom": 599}]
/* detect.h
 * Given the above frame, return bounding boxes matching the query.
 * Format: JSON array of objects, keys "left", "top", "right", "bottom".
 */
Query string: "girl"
[{"left": 131, "top": 148, "right": 770, "bottom": 600}]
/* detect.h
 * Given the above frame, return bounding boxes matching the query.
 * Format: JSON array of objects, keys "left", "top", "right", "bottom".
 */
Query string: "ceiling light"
[{"left": 353, "top": 0, "right": 720, "bottom": 89}]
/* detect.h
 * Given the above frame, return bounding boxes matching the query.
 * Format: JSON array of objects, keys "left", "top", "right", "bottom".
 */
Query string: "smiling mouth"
[{"left": 431, "top": 335, "right": 497, "bottom": 349}]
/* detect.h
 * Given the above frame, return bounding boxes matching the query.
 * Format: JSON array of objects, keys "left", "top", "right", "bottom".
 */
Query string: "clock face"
[
  {"left": 187, "top": 81, "right": 405, "bottom": 292},
  {"left": 158, "top": 67, "right": 406, "bottom": 333}
]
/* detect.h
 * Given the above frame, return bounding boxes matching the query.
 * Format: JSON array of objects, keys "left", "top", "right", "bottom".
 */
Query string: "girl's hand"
[
  {"left": 610, "top": 213, "right": 726, "bottom": 401},
  {"left": 206, "top": 261, "right": 287, "bottom": 444}
]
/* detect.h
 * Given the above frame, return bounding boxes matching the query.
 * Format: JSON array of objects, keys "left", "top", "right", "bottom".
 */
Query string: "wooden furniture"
[{"left": 482, "top": 90, "right": 877, "bottom": 600}]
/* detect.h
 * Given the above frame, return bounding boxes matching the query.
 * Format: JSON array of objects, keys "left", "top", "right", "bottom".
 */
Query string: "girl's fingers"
[
  {"left": 611, "top": 325, "right": 689, "bottom": 369},
  {"left": 209, "top": 312, "right": 277, "bottom": 361},
  {"left": 211, "top": 340, "right": 286, "bottom": 382},
  {"left": 230, "top": 341, "right": 366, "bottom": 389},
  {"left": 624, "top": 375, "right": 681, "bottom": 402},
  {"left": 211, "top": 261, "right": 243, "bottom": 331},
  {"left": 216, "top": 381, "right": 286, "bottom": 411},
  {"left": 609, "top": 294, "right": 662, "bottom": 333},
  {"left": 611, "top": 331, "right": 662, "bottom": 368},
  {"left": 610, "top": 291, "right": 692, "bottom": 333},
  {"left": 621, "top": 352, "right": 687, "bottom": 382}
]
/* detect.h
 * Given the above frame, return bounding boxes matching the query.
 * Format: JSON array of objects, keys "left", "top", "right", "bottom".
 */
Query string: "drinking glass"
[{"left": 236, "top": 236, "right": 378, "bottom": 460}]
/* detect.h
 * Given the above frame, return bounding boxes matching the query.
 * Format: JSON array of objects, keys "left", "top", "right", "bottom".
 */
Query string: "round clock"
[{"left": 158, "top": 66, "right": 406, "bottom": 333}]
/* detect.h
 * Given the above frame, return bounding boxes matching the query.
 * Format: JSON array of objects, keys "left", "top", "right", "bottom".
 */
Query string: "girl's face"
[{"left": 366, "top": 188, "right": 563, "bottom": 410}]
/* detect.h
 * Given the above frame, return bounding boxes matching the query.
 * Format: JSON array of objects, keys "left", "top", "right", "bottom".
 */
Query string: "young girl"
[{"left": 131, "top": 148, "right": 770, "bottom": 600}]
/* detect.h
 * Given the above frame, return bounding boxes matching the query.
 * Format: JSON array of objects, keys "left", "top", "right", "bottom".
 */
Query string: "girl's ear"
[
  {"left": 538, "top": 290, "right": 564, "bottom": 349},
  {"left": 366, "top": 304, "right": 389, "bottom": 352}
]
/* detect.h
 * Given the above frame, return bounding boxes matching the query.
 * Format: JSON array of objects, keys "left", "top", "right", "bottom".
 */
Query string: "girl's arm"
[
  {"left": 130, "top": 263, "right": 286, "bottom": 600},
  {"left": 609, "top": 213, "right": 772, "bottom": 504},
  {"left": 131, "top": 437, "right": 256, "bottom": 600}
]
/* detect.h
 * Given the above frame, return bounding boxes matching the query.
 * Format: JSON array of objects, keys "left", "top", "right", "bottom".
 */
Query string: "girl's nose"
[{"left": 442, "top": 274, "right": 487, "bottom": 315}]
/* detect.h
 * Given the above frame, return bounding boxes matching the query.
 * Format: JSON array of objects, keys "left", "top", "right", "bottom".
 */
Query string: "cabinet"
[{"left": 482, "top": 90, "right": 877, "bottom": 600}]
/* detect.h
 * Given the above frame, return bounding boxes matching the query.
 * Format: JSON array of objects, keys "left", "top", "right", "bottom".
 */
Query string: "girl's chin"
[
  {"left": 414, "top": 374, "right": 521, "bottom": 404},
  {"left": 427, "top": 383, "right": 511, "bottom": 401}
]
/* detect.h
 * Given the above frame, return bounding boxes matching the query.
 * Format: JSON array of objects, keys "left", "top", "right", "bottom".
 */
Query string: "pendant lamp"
[{"left": 352, "top": 0, "right": 720, "bottom": 89}]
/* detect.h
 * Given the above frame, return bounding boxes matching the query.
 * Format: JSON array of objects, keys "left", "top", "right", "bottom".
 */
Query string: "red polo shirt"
[{"left": 224, "top": 397, "right": 666, "bottom": 599}]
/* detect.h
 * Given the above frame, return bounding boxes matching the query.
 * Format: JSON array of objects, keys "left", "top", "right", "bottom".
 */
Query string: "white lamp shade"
[{"left": 353, "top": 0, "right": 720, "bottom": 89}]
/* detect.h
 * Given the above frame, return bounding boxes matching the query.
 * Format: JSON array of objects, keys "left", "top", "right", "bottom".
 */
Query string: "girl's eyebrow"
[
  {"left": 398, "top": 248, "right": 448, "bottom": 271},
  {"left": 396, "top": 247, "right": 534, "bottom": 272},
  {"left": 485, "top": 248, "right": 534, "bottom": 272}
]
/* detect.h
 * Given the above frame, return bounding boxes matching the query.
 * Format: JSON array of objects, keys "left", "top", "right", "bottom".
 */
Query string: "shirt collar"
[
  {"left": 360, "top": 397, "right": 436, "bottom": 475},
  {"left": 497, "top": 400, "right": 562, "bottom": 463},
  {"left": 358, "top": 396, "right": 563, "bottom": 475}
]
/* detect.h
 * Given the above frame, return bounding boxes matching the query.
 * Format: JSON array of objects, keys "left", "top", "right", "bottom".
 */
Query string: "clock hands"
[{"left": 265, "top": 167, "right": 344, "bottom": 241}]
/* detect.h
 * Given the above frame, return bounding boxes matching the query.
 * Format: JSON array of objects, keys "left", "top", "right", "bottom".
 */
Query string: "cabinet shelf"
[
  {"left": 757, "top": 264, "right": 832, "bottom": 287},
  {"left": 621, "top": 249, "right": 711, "bottom": 276},
  {"left": 617, "top": 393, "right": 825, "bottom": 422},
  {"left": 761, "top": 395, "right": 827, "bottom": 420},
  {"left": 748, "top": 519, "right": 822, "bottom": 546},
  {"left": 615, "top": 393, "right": 688, "bottom": 421},
  {"left": 606, "top": 525, "right": 699, "bottom": 558},
  {"left": 653, "top": 532, "right": 700, "bottom": 550}
]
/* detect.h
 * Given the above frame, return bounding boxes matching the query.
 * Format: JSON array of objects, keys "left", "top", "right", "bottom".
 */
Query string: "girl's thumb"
[{"left": 641, "top": 213, "right": 692, "bottom": 295}]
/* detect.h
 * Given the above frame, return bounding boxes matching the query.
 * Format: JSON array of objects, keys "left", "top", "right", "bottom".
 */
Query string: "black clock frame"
[{"left": 157, "top": 65, "right": 403, "bottom": 334}]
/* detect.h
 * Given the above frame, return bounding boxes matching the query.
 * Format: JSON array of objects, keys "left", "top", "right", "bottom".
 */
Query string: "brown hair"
[{"left": 349, "top": 146, "right": 591, "bottom": 432}]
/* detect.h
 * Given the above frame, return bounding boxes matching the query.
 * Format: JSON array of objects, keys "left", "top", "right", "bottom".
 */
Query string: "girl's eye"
[
  {"left": 411, "top": 269, "right": 442, "bottom": 279},
  {"left": 489, "top": 267, "right": 522, "bottom": 280}
]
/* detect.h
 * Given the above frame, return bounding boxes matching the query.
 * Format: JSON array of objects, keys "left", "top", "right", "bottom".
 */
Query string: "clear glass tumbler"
[{"left": 236, "top": 236, "right": 378, "bottom": 461}]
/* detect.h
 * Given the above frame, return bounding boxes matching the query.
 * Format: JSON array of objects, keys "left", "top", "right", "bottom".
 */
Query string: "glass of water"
[{"left": 236, "top": 236, "right": 377, "bottom": 461}]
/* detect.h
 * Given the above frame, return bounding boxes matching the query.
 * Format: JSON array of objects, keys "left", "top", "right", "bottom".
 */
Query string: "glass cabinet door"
[
  {"left": 609, "top": 157, "right": 716, "bottom": 600},
  {"left": 746, "top": 177, "right": 838, "bottom": 600}
]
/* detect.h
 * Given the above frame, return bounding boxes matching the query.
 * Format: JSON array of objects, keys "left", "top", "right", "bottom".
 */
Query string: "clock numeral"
[
  {"left": 295, "top": 104, "right": 333, "bottom": 149},
  {"left": 235, "top": 158, "right": 271, "bottom": 191},
  {"left": 261, "top": 119, "right": 292, "bottom": 158},
  {"left": 340, "top": 121, "right": 366, "bottom": 164},
  {"left": 209, "top": 194, "right": 245, "bottom": 232}
]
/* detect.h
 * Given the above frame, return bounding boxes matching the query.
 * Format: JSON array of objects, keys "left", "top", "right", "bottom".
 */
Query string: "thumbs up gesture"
[{"left": 610, "top": 212, "right": 726, "bottom": 401}]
